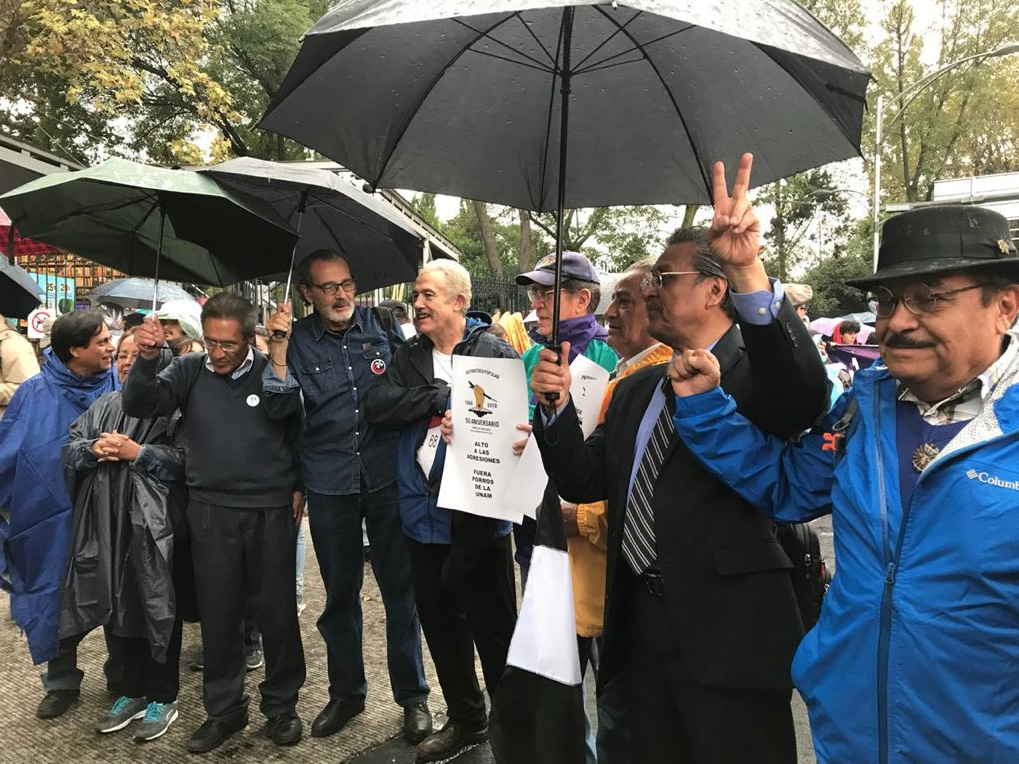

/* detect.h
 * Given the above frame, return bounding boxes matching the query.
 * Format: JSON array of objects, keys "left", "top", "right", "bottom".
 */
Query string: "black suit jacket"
[{"left": 534, "top": 301, "right": 829, "bottom": 692}]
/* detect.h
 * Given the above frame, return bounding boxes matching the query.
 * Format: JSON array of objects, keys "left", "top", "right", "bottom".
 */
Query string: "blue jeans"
[
  {"left": 307, "top": 484, "right": 428, "bottom": 707},
  {"left": 579, "top": 635, "right": 629, "bottom": 764}
]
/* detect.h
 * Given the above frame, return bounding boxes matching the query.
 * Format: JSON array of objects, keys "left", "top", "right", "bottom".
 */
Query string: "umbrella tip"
[{"left": 362, "top": 182, "right": 375, "bottom": 194}]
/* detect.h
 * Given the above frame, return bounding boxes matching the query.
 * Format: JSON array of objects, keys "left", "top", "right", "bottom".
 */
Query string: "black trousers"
[
  {"left": 623, "top": 576, "right": 796, "bottom": 764},
  {"left": 408, "top": 534, "right": 516, "bottom": 727},
  {"left": 188, "top": 500, "right": 306, "bottom": 723},
  {"left": 106, "top": 618, "right": 183, "bottom": 703}
]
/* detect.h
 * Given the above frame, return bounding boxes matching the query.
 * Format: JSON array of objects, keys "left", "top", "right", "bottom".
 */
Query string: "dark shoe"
[
  {"left": 402, "top": 702, "right": 433, "bottom": 745},
  {"left": 267, "top": 712, "right": 302, "bottom": 746},
  {"left": 37, "top": 690, "right": 80, "bottom": 719},
  {"left": 415, "top": 720, "right": 488, "bottom": 763},
  {"left": 310, "top": 699, "right": 364, "bottom": 738},
  {"left": 186, "top": 714, "right": 248, "bottom": 753}
]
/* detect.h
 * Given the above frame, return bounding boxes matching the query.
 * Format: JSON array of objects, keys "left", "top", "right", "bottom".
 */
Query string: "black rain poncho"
[{"left": 60, "top": 391, "right": 185, "bottom": 662}]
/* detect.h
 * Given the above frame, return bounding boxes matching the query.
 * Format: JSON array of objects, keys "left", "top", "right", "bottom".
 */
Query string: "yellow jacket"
[{"left": 570, "top": 343, "right": 673, "bottom": 636}]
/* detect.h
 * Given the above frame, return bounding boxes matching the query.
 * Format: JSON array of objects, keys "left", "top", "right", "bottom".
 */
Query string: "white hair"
[{"left": 421, "top": 259, "right": 472, "bottom": 308}]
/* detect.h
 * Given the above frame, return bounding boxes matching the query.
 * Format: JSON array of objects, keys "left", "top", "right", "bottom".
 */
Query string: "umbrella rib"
[
  {"left": 574, "top": 25, "right": 695, "bottom": 76},
  {"left": 535, "top": 11, "right": 569, "bottom": 212},
  {"left": 452, "top": 17, "right": 555, "bottom": 72},
  {"left": 592, "top": 6, "right": 712, "bottom": 199},
  {"left": 509, "top": 11, "right": 557, "bottom": 68},
  {"left": 371, "top": 14, "right": 522, "bottom": 189},
  {"left": 468, "top": 48, "right": 557, "bottom": 75},
  {"left": 570, "top": 8, "right": 642, "bottom": 72},
  {"left": 575, "top": 56, "right": 647, "bottom": 76}
]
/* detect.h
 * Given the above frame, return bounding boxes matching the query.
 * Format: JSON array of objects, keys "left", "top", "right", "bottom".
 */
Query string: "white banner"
[{"left": 437, "top": 355, "right": 530, "bottom": 522}]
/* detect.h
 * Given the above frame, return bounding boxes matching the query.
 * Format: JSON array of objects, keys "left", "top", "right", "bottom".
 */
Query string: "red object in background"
[{"left": 0, "top": 207, "right": 62, "bottom": 258}]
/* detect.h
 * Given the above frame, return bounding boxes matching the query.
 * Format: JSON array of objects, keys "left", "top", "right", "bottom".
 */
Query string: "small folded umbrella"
[
  {"left": 0, "top": 258, "right": 44, "bottom": 318},
  {"left": 0, "top": 158, "right": 299, "bottom": 310}
]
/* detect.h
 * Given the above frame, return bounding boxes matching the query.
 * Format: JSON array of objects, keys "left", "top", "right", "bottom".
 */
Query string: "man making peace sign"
[{"left": 528, "top": 154, "right": 829, "bottom": 763}]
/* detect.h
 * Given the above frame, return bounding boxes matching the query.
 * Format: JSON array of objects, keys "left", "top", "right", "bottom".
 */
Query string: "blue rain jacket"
[
  {"left": 0, "top": 349, "right": 118, "bottom": 663},
  {"left": 673, "top": 348, "right": 1019, "bottom": 764}
]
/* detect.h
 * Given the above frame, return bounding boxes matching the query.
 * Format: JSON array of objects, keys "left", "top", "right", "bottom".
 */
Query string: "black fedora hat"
[{"left": 847, "top": 205, "right": 1019, "bottom": 290}]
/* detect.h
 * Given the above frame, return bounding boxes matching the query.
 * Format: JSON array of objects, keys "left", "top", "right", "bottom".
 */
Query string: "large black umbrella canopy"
[
  {"left": 0, "top": 259, "right": 43, "bottom": 318},
  {"left": 0, "top": 157, "right": 299, "bottom": 287},
  {"left": 260, "top": 0, "right": 871, "bottom": 211},
  {"left": 200, "top": 157, "right": 423, "bottom": 292}
]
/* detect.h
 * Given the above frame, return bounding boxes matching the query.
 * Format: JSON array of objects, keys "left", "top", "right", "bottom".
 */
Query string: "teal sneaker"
[
  {"left": 133, "top": 701, "right": 179, "bottom": 742},
  {"left": 96, "top": 696, "right": 147, "bottom": 733}
]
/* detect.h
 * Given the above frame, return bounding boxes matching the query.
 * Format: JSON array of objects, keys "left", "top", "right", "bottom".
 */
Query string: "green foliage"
[
  {"left": 756, "top": 169, "right": 855, "bottom": 282},
  {"left": 799, "top": 219, "right": 874, "bottom": 318}
]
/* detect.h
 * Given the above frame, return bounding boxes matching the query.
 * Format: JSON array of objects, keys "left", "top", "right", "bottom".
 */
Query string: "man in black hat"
[{"left": 668, "top": 204, "right": 1019, "bottom": 763}]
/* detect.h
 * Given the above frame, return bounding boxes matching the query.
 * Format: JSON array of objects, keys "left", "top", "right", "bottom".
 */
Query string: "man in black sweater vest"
[{"left": 124, "top": 293, "right": 306, "bottom": 753}]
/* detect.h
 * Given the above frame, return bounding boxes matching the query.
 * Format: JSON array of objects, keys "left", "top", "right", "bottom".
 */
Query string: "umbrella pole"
[
  {"left": 152, "top": 206, "right": 165, "bottom": 313},
  {"left": 548, "top": 8, "right": 575, "bottom": 401},
  {"left": 6, "top": 226, "right": 13, "bottom": 266},
  {"left": 273, "top": 191, "right": 308, "bottom": 339}
]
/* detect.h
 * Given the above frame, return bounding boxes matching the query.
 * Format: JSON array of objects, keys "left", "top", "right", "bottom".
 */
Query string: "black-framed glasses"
[
  {"left": 641, "top": 271, "right": 701, "bottom": 291},
  {"left": 310, "top": 279, "right": 356, "bottom": 295},
  {"left": 527, "top": 286, "right": 556, "bottom": 302},
  {"left": 870, "top": 282, "right": 986, "bottom": 318},
  {"left": 205, "top": 338, "right": 243, "bottom": 352}
]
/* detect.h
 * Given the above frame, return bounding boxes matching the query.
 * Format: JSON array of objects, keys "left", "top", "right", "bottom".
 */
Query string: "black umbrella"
[
  {"left": 0, "top": 158, "right": 300, "bottom": 310},
  {"left": 0, "top": 259, "right": 44, "bottom": 319},
  {"left": 200, "top": 157, "right": 424, "bottom": 294},
  {"left": 260, "top": 0, "right": 870, "bottom": 343}
]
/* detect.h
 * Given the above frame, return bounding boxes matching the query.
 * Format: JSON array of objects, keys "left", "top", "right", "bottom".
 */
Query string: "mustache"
[{"left": 882, "top": 333, "right": 936, "bottom": 349}]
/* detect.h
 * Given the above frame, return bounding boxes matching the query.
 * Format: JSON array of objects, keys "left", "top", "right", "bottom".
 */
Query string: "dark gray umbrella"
[
  {"left": 86, "top": 277, "right": 196, "bottom": 310},
  {"left": 260, "top": 0, "right": 870, "bottom": 344},
  {"left": 200, "top": 157, "right": 423, "bottom": 293},
  {"left": 0, "top": 259, "right": 43, "bottom": 318}
]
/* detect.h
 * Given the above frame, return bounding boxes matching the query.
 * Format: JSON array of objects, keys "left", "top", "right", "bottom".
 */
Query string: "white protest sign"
[
  {"left": 502, "top": 353, "right": 611, "bottom": 519},
  {"left": 437, "top": 355, "right": 529, "bottom": 522}
]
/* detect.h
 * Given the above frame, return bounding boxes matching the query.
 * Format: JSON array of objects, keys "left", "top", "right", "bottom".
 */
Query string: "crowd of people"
[{"left": 2, "top": 151, "right": 1019, "bottom": 764}]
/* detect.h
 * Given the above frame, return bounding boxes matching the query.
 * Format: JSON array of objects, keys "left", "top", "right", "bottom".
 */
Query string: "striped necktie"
[{"left": 621, "top": 383, "right": 674, "bottom": 575}]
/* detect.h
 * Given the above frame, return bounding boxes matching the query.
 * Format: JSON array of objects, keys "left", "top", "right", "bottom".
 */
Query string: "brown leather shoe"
[{"left": 415, "top": 720, "right": 488, "bottom": 763}]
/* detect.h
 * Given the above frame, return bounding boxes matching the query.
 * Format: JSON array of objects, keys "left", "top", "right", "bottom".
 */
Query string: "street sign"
[{"left": 27, "top": 307, "right": 53, "bottom": 339}]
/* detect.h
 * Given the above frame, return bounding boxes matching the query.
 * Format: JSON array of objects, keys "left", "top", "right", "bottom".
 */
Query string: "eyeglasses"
[
  {"left": 309, "top": 279, "right": 356, "bottom": 295},
  {"left": 641, "top": 271, "right": 701, "bottom": 291},
  {"left": 204, "top": 338, "right": 242, "bottom": 352},
  {"left": 527, "top": 286, "right": 556, "bottom": 303},
  {"left": 870, "top": 282, "right": 986, "bottom": 318}
]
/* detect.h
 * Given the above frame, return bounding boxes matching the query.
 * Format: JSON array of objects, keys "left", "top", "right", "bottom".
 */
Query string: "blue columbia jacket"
[
  {"left": 673, "top": 347, "right": 1019, "bottom": 764},
  {"left": 0, "top": 349, "right": 118, "bottom": 663}
]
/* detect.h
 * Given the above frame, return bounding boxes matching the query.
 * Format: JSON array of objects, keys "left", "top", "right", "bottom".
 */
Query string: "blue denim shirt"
[{"left": 285, "top": 306, "right": 402, "bottom": 495}]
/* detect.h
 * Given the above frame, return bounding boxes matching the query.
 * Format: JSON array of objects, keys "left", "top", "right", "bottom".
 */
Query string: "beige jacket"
[{"left": 0, "top": 317, "right": 41, "bottom": 419}]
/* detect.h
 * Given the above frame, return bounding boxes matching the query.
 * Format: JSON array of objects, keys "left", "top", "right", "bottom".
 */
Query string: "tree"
[
  {"left": 799, "top": 219, "right": 873, "bottom": 318},
  {"left": 870, "top": 0, "right": 1019, "bottom": 203},
  {"left": 756, "top": 169, "right": 854, "bottom": 282}
]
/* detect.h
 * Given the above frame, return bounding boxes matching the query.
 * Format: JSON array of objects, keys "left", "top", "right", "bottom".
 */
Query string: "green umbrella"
[{"left": 0, "top": 157, "right": 299, "bottom": 308}]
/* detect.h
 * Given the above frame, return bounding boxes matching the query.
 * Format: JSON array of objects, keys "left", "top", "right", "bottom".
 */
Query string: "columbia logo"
[{"left": 967, "top": 469, "right": 1019, "bottom": 491}]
